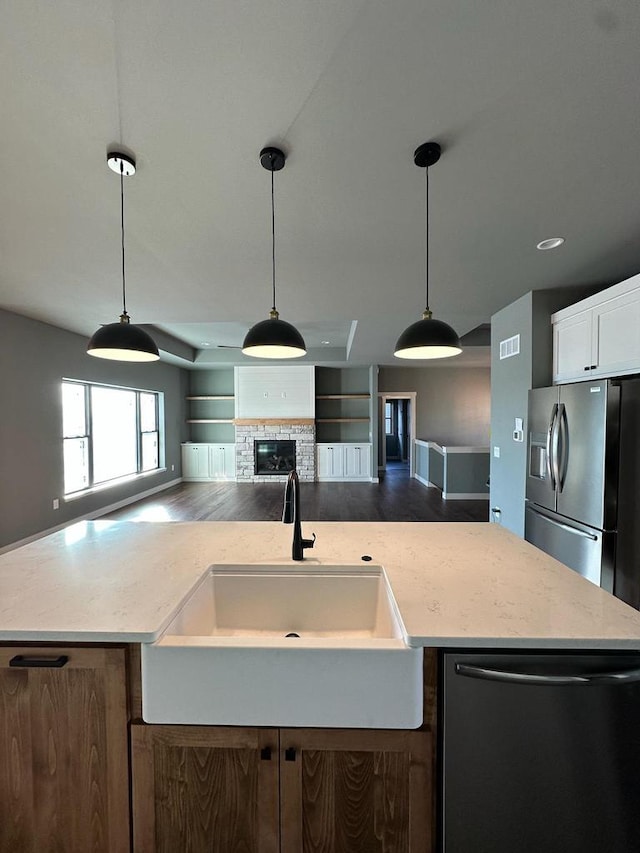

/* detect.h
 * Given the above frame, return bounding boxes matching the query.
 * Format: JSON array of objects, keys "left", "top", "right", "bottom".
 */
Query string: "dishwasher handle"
[{"left": 455, "top": 662, "right": 640, "bottom": 686}]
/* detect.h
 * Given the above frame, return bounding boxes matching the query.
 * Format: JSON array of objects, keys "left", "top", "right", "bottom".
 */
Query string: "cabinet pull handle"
[
  {"left": 584, "top": 366, "right": 591, "bottom": 371},
  {"left": 285, "top": 747, "right": 297, "bottom": 762},
  {"left": 590, "top": 364, "right": 597, "bottom": 370},
  {"left": 260, "top": 747, "right": 272, "bottom": 761},
  {"left": 9, "top": 655, "right": 69, "bottom": 668}
]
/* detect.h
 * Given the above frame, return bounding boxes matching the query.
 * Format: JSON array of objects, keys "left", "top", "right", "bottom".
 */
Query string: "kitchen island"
[
  {"left": 2, "top": 520, "right": 639, "bottom": 645},
  {"left": 1, "top": 520, "right": 640, "bottom": 852}
]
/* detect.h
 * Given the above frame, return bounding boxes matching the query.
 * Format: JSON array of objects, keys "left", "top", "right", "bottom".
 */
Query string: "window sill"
[{"left": 64, "top": 467, "right": 167, "bottom": 502}]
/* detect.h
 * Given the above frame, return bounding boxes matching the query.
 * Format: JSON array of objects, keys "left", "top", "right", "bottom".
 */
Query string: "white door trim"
[{"left": 378, "top": 392, "right": 417, "bottom": 477}]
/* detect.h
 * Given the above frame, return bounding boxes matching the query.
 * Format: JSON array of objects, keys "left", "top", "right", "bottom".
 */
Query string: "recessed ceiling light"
[
  {"left": 201, "top": 342, "right": 211, "bottom": 347},
  {"left": 536, "top": 237, "right": 565, "bottom": 251},
  {"left": 321, "top": 340, "right": 331, "bottom": 345}
]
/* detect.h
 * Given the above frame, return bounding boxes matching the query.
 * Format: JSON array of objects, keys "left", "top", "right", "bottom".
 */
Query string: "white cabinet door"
[
  {"left": 552, "top": 280, "right": 640, "bottom": 384},
  {"left": 553, "top": 310, "right": 593, "bottom": 383},
  {"left": 181, "top": 444, "right": 210, "bottom": 479},
  {"left": 318, "top": 444, "right": 371, "bottom": 480},
  {"left": 344, "top": 444, "right": 371, "bottom": 478},
  {"left": 591, "top": 288, "right": 640, "bottom": 378},
  {"left": 209, "top": 444, "right": 236, "bottom": 480},
  {"left": 223, "top": 445, "right": 236, "bottom": 479},
  {"left": 317, "top": 445, "right": 344, "bottom": 479}
]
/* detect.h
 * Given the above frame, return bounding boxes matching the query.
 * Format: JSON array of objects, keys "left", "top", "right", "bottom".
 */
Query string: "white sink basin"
[{"left": 141, "top": 564, "right": 423, "bottom": 728}]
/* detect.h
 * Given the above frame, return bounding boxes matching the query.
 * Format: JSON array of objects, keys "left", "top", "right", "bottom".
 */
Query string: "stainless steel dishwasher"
[{"left": 442, "top": 652, "right": 640, "bottom": 853}]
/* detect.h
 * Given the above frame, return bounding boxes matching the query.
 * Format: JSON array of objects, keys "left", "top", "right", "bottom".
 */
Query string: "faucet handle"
[{"left": 301, "top": 533, "right": 316, "bottom": 551}]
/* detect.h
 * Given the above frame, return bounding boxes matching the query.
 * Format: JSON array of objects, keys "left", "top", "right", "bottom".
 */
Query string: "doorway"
[{"left": 378, "top": 392, "right": 417, "bottom": 478}]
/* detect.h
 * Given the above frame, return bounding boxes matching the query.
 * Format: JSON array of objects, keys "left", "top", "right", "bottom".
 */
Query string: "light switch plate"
[{"left": 493, "top": 446, "right": 500, "bottom": 458}]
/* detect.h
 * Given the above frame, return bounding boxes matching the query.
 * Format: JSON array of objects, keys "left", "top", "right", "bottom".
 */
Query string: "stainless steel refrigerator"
[{"left": 525, "top": 376, "right": 640, "bottom": 607}]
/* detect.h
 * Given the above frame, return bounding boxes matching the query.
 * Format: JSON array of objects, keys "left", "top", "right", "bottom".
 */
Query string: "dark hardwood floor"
[{"left": 106, "top": 464, "right": 489, "bottom": 523}]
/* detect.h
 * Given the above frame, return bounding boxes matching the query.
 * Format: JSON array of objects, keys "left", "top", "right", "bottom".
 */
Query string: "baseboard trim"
[
  {"left": 0, "top": 478, "right": 182, "bottom": 555},
  {"left": 316, "top": 477, "right": 373, "bottom": 483},
  {"left": 442, "top": 492, "right": 490, "bottom": 501},
  {"left": 415, "top": 474, "right": 439, "bottom": 489}
]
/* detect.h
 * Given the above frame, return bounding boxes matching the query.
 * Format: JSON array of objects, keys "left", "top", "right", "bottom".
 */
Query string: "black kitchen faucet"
[{"left": 282, "top": 470, "right": 316, "bottom": 560}]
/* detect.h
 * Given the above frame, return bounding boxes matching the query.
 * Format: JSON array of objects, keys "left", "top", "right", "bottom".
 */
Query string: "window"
[
  {"left": 385, "top": 402, "right": 392, "bottom": 435},
  {"left": 62, "top": 380, "right": 162, "bottom": 496},
  {"left": 385, "top": 401, "right": 398, "bottom": 436}
]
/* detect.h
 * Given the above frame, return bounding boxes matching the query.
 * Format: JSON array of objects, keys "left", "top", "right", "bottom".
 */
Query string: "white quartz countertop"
[{"left": 1, "top": 520, "right": 640, "bottom": 648}]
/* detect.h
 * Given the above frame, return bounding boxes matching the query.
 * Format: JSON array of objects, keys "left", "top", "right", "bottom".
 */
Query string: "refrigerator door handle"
[
  {"left": 455, "top": 662, "right": 640, "bottom": 686},
  {"left": 557, "top": 403, "right": 569, "bottom": 492},
  {"left": 526, "top": 505, "right": 598, "bottom": 540},
  {"left": 546, "top": 403, "right": 559, "bottom": 490}
]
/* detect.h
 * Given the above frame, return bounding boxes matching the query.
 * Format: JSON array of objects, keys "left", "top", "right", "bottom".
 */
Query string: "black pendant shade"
[
  {"left": 394, "top": 141, "right": 461, "bottom": 360},
  {"left": 242, "top": 314, "right": 307, "bottom": 359},
  {"left": 242, "top": 147, "right": 306, "bottom": 359},
  {"left": 87, "top": 152, "right": 160, "bottom": 363},
  {"left": 87, "top": 314, "right": 160, "bottom": 362},
  {"left": 393, "top": 312, "right": 461, "bottom": 360}
]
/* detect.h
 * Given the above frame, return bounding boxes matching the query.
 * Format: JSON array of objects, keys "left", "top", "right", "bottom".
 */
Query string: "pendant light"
[
  {"left": 242, "top": 147, "right": 306, "bottom": 359},
  {"left": 394, "top": 142, "right": 461, "bottom": 360},
  {"left": 87, "top": 152, "right": 159, "bottom": 362}
]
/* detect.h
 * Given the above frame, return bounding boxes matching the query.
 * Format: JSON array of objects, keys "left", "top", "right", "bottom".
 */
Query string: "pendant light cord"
[
  {"left": 120, "top": 161, "right": 128, "bottom": 319},
  {"left": 424, "top": 166, "right": 430, "bottom": 314},
  {"left": 271, "top": 162, "right": 277, "bottom": 313}
]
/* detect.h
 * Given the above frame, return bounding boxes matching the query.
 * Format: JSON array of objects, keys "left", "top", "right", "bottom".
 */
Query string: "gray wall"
[
  {"left": 0, "top": 309, "right": 189, "bottom": 549},
  {"left": 490, "top": 293, "right": 533, "bottom": 536},
  {"left": 490, "top": 286, "right": 600, "bottom": 537},
  {"left": 378, "top": 367, "right": 491, "bottom": 446}
]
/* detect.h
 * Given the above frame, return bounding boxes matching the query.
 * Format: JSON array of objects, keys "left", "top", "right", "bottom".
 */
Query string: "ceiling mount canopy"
[
  {"left": 242, "top": 146, "right": 307, "bottom": 359},
  {"left": 394, "top": 141, "right": 462, "bottom": 360},
  {"left": 87, "top": 151, "right": 159, "bottom": 362}
]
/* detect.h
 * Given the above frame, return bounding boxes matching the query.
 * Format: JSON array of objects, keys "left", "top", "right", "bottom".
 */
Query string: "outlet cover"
[{"left": 493, "top": 446, "right": 500, "bottom": 458}]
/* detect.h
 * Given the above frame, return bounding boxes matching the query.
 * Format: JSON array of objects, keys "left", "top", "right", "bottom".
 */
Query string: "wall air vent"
[{"left": 499, "top": 334, "right": 520, "bottom": 360}]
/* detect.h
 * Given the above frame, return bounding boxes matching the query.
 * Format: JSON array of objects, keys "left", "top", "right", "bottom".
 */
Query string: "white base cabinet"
[
  {"left": 553, "top": 274, "right": 640, "bottom": 383},
  {"left": 181, "top": 443, "right": 236, "bottom": 481},
  {"left": 317, "top": 443, "right": 372, "bottom": 481}
]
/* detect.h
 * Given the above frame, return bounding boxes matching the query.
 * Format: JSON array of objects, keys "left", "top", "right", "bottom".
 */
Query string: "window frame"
[{"left": 62, "top": 379, "right": 163, "bottom": 498}]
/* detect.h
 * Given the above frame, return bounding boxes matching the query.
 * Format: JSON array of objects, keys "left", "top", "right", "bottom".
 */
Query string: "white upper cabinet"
[
  {"left": 553, "top": 310, "right": 593, "bottom": 383},
  {"left": 235, "top": 366, "right": 315, "bottom": 418},
  {"left": 552, "top": 274, "right": 640, "bottom": 383}
]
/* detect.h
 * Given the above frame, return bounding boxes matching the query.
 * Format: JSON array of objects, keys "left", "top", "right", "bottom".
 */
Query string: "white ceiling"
[{"left": 2, "top": 1, "right": 640, "bottom": 369}]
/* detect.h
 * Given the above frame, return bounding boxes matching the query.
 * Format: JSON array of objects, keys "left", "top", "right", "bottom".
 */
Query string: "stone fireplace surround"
[{"left": 235, "top": 421, "right": 316, "bottom": 482}]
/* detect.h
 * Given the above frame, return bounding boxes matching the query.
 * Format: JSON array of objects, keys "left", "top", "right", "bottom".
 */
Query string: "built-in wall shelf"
[
  {"left": 186, "top": 395, "right": 234, "bottom": 401},
  {"left": 316, "top": 418, "right": 370, "bottom": 423},
  {"left": 186, "top": 368, "right": 236, "bottom": 444},
  {"left": 315, "top": 394, "right": 371, "bottom": 400},
  {"left": 314, "top": 366, "right": 372, "bottom": 444},
  {"left": 186, "top": 419, "right": 235, "bottom": 424}
]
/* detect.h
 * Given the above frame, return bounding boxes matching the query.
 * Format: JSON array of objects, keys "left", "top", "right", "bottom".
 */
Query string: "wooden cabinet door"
[
  {"left": 132, "top": 724, "right": 279, "bottom": 853},
  {"left": 0, "top": 646, "right": 129, "bottom": 853},
  {"left": 280, "top": 728, "right": 433, "bottom": 853}
]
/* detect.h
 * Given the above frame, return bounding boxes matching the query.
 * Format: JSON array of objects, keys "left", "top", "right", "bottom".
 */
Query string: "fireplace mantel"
[{"left": 234, "top": 418, "right": 314, "bottom": 426}]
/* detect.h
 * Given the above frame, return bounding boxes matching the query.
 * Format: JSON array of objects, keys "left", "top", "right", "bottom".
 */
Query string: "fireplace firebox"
[{"left": 254, "top": 440, "right": 296, "bottom": 475}]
